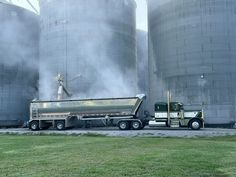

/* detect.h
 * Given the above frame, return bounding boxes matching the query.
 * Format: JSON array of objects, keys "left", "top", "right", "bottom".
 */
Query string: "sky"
[
  {"left": 6, "top": 0, "right": 147, "bottom": 31},
  {"left": 4, "top": 0, "right": 39, "bottom": 13},
  {"left": 135, "top": 0, "right": 148, "bottom": 31}
]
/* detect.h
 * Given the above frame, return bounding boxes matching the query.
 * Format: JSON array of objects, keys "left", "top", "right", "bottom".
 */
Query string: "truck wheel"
[
  {"left": 189, "top": 119, "right": 201, "bottom": 130},
  {"left": 30, "top": 121, "right": 39, "bottom": 131},
  {"left": 118, "top": 121, "right": 130, "bottom": 130},
  {"left": 131, "top": 121, "right": 142, "bottom": 130},
  {"left": 55, "top": 121, "right": 65, "bottom": 130}
]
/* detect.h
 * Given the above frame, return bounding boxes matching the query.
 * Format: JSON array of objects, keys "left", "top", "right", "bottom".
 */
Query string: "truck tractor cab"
[{"left": 149, "top": 102, "right": 203, "bottom": 130}]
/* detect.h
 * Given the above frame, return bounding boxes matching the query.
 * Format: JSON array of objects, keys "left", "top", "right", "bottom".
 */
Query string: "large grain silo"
[
  {"left": 137, "top": 30, "right": 148, "bottom": 117},
  {"left": 0, "top": 2, "right": 39, "bottom": 127},
  {"left": 39, "top": 0, "right": 137, "bottom": 100},
  {"left": 137, "top": 30, "right": 148, "bottom": 94},
  {"left": 148, "top": 0, "right": 236, "bottom": 126}
]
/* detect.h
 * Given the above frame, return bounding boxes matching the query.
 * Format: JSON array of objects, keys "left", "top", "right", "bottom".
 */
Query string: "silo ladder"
[{"left": 32, "top": 109, "right": 39, "bottom": 119}]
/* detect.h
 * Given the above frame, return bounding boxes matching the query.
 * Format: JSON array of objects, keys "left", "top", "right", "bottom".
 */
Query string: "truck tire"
[
  {"left": 30, "top": 121, "right": 39, "bottom": 131},
  {"left": 131, "top": 121, "right": 142, "bottom": 130},
  {"left": 55, "top": 121, "right": 65, "bottom": 130},
  {"left": 189, "top": 119, "right": 201, "bottom": 130},
  {"left": 118, "top": 121, "right": 130, "bottom": 130}
]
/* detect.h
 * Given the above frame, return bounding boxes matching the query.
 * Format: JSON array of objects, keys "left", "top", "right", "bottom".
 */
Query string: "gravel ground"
[{"left": 0, "top": 127, "right": 236, "bottom": 137}]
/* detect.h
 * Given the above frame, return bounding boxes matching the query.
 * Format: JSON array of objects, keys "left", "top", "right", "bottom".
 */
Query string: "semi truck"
[
  {"left": 29, "top": 95, "right": 204, "bottom": 131},
  {"left": 29, "top": 75, "right": 204, "bottom": 131},
  {"left": 149, "top": 102, "right": 203, "bottom": 130}
]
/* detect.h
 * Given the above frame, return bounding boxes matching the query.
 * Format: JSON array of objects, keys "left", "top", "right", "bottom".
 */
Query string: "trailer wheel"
[
  {"left": 55, "top": 121, "right": 65, "bottom": 130},
  {"left": 189, "top": 119, "right": 201, "bottom": 130},
  {"left": 118, "top": 121, "right": 130, "bottom": 130},
  {"left": 131, "top": 121, "right": 142, "bottom": 130},
  {"left": 30, "top": 121, "right": 39, "bottom": 131}
]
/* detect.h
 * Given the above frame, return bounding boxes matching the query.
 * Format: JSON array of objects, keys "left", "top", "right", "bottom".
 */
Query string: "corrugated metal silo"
[
  {"left": 137, "top": 30, "right": 148, "bottom": 94},
  {"left": 39, "top": 0, "right": 137, "bottom": 100},
  {"left": 0, "top": 2, "right": 39, "bottom": 127},
  {"left": 137, "top": 29, "right": 148, "bottom": 117},
  {"left": 148, "top": 0, "right": 236, "bottom": 126}
]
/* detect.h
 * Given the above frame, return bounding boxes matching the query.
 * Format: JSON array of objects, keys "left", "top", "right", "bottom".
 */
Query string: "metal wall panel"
[
  {"left": 148, "top": 0, "right": 236, "bottom": 125},
  {"left": 0, "top": 3, "right": 39, "bottom": 127},
  {"left": 137, "top": 30, "right": 148, "bottom": 94},
  {"left": 39, "top": 0, "right": 137, "bottom": 100},
  {"left": 137, "top": 30, "right": 148, "bottom": 116}
]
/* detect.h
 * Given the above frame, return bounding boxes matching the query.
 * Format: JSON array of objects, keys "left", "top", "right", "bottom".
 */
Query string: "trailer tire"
[
  {"left": 189, "top": 119, "right": 201, "bottom": 130},
  {"left": 30, "top": 121, "right": 39, "bottom": 131},
  {"left": 55, "top": 121, "right": 65, "bottom": 131},
  {"left": 131, "top": 121, "right": 142, "bottom": 130},
  {"left": 118, "top": 121, "right": 130, "bottom": 130}
]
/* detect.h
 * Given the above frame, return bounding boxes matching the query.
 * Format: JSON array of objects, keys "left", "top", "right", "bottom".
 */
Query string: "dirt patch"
[{"left": 0, "top": 127, "right": 236, "bottom": 137}]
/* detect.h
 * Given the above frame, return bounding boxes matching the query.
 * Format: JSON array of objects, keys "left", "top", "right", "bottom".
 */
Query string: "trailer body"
[{"left": 29, "top": 97, "right": 145, "bottom": 130}]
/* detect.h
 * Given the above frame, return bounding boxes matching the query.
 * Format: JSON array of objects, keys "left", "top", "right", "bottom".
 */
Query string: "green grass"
[{"left": 0, "top": 135, "right": 236, "bottom": 177}]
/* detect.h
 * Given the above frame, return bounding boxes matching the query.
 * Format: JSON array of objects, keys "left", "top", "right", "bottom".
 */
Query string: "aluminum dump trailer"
[{"left": 29, "top": 96, "right": 145, "bottom": 131}]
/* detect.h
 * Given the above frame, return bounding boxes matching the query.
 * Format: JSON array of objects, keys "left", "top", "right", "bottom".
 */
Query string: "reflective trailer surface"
[{"left": 31, "top": 97, "right": 142, "bottom": 115}]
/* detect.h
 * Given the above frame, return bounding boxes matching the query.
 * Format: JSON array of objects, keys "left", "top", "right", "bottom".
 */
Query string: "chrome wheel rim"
[
  {"left": 132, "top": 122, "right": 140, "bottom": 129},
  {"left": 120, "top": 122, "right": 127, "bottom": 129},
  {"left": 57, "top": 123, "right": 63, "bottom": 130},
  {"left": 192, "top": 121, "right": 200, "bottom": 129},
  {"left": 31, "top": 124, "right": 37, "bottom": 130}
]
